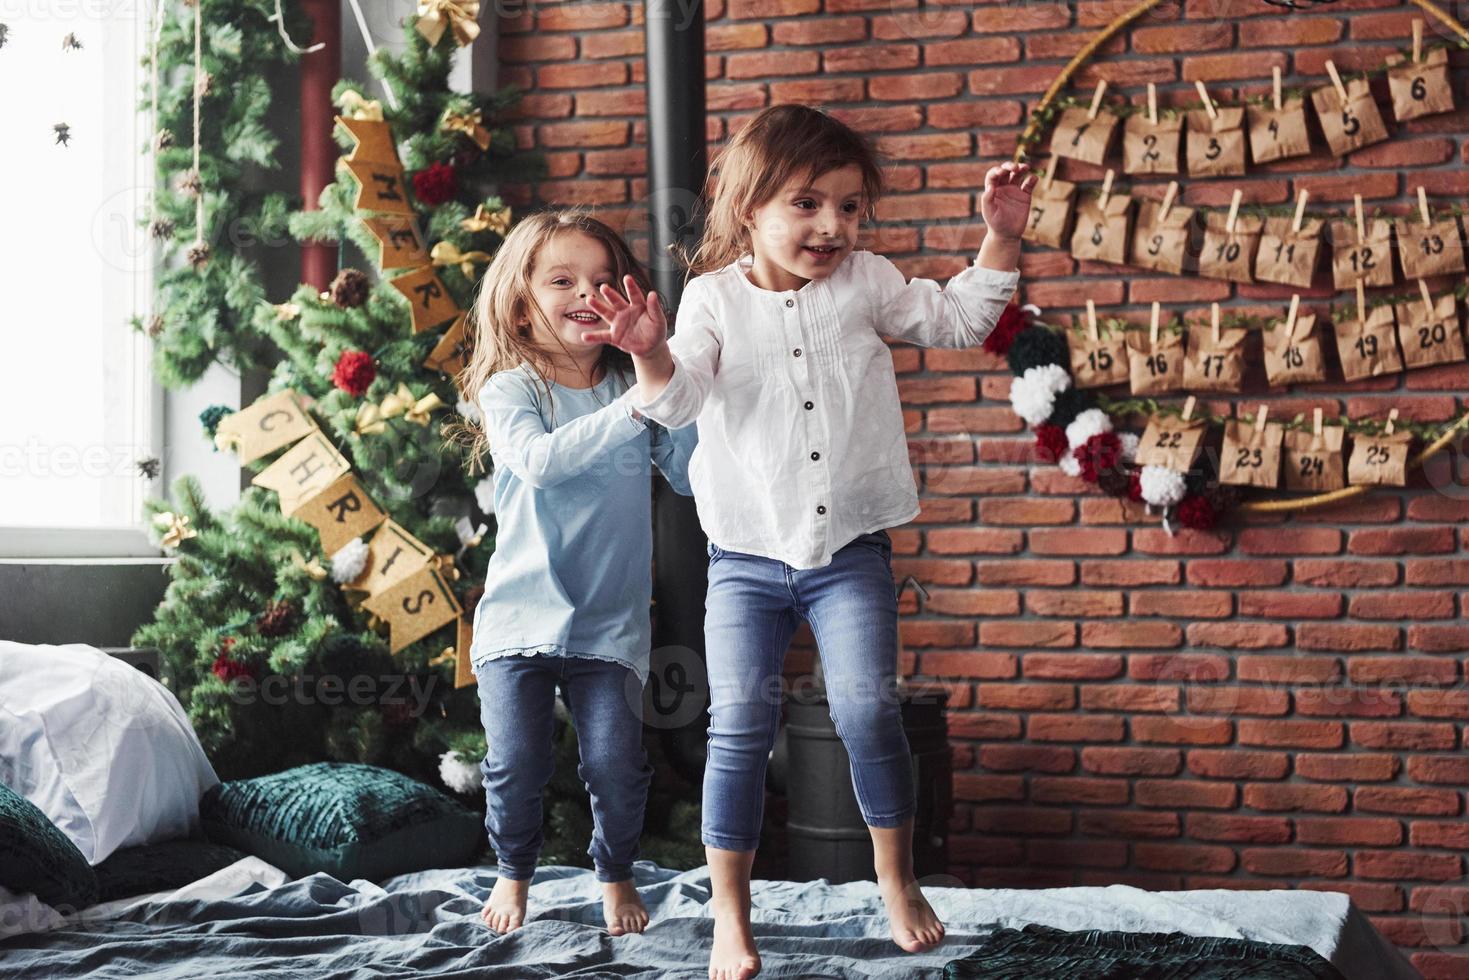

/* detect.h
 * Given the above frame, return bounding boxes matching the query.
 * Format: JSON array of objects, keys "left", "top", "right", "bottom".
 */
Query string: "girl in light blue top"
[{"left": 458, "top": 208, "right": 697, "bottom": 939}]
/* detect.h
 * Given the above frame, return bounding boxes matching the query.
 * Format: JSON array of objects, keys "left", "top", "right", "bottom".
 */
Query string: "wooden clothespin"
[
  {"left": 1225, "top": 188, "right": 1242, "bottom": 237},
  {"left": 1150, "top": 301, "right": 1161, "bottom": 345},
  {"left": 1182, "top": 395, "right": 1197, "bottom": 422},
  {"left": 1098, "top": 168, "right": 1115, "bottom": 210},
  {"left": 1194, "top": 80, "right": 1217, "bottom": 121},
  {"left": 1291, "top": 188, "right": 1309, "bottom": 235},
  {"left": 1354, "top": 193, "right": 1367, "bottom": 244},
  {"left": 1385, "top": 407, "right": 1398, "bottom": 435},
  {"left": 1253, "top": 403, "right": 1270, "bottom": 439},
  {"left": 1313, "top": 407, "right": 1324, "bottom": 437},
  {"left": 1159, "top": 180, "right": 1178, "bottom": 222},
  {"left": 1355, "top": 278, "right": 1368, "bottom": 324},
  {"left": 1413, "top": 18, "right": 1424, "bottom": 64},
  {"left": 1211, "top": 302, "right": 1221, "bottom": 345},
  {"left": 1325, "top": 59, "right": 1350, "bottom": 108},
  {"left": 1086, "top": 298, "right": 1100, "bottom": 342},
  {"left": 1272, "top": 65, "right": 1283, "bottom": 112},
  {"left": 1043, "top": 164, "right": 1057, "bottom": 191},
  {"left": 1147, "top": 82, "right": 1159, "bottom": 126},
  {"left": 1419, "top": 279, "right": 1436, "bottom": 320},
  {"left": 1087, "top": 79, "right": 1109, "bottom": 120},
  {"left": 1418, "top": 186, "right": 1432, "bottom": 227},
  {"left": 1281, "top": 294, "right": 1301, "bottom": 350}
]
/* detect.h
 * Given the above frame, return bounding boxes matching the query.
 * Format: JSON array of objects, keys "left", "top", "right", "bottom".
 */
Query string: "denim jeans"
[
  {"left": 701, "top": 530, "right": 915, "bottom": 852},
  {"left": 475, "top": 653, "right": 652, "bottom": 882}
]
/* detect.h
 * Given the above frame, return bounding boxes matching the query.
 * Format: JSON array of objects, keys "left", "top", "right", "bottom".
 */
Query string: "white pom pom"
[
  {"left": 331, "top": 537, "right": 370, "bottom": 584},
  {"left": 1065, "top": 408, "right": 1113, "bottom": 449},
  {"left": 1028, "top": 363, "right": 1071, "bottom": 396},
  {"left": 1139, "top": 465, "right": 1187, "bottom": 507},
  {"left": 456, "top": 398, "right": 482, "bottom": 426},
  {"left": 474, "top": 475, "right": 496, "bottom": 516},
  {"left": 1058, "top": 453, "right": 1082, "bottom": 477},
  {"left": 1118, "top": 432, "right": 1140, "bottom": 464},
  {"left": 438, "top": 749, "right": 481, "bottom": 795},
  {"left": 1010, "top": 375, "right": 1058, "bottom": 427}
]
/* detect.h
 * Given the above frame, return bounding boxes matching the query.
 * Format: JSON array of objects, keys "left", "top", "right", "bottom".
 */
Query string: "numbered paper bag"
[
  {"left": 1348, "top": 429, "right": 1412, "bottom": 487},
  {"left": 1394, "top": 214, "right": 1465, "bottom": 280},
  {"left": 1263, "top": 312, "right": 1326, "bottom": 387},
  {"left": 1024, "top": 177, "right": 1077, "bottom": 249},
  {"left": 1330, "top": 217, "right": 1394, "bottom": 289},
  {"left": 1136, "top": 413, "right": 1207, "bottom": 471},
  {"left": 1333, "top": 305, "right": 1403, "bottom": 382},
  {"left": 1068, "top": 322, "right": 1130, "bottom": 389},
  {"left": 1247, "top": 96, "right": 1311, "bottom": 164},
  {"left": 1125, "top": 325, "right": 1184, "bottom": 395},
  {"left": 1386, "top": 47, "right": 1455, "bottom": 122},
  {"left": 1394, "top": 292, "right": 1467, "bottom": 370},
  {"left": 1283, "top": 425, "right": 1345, "bottom": 491},
  {"left": 1198, "top": 212, "right": 1262, "bottom": 283},
  {"left": 1070, "top": 192, "right": 1132, "bottom": 265},
  {"left": 1131, "top": 199, "right": 1195, "bottom": 275},
  {"left": 1311, "top": 77, "right": 1389, "bottom": 157},
  {"left": 1220, "top": 416, "right": 1284, "bottom": 488},
  {"left": 1182, "top": 322, "right": 1248, "bottom": 392},
  {"left": 1123, "top": 113, "right": 1182, "bottom": 175},
  {"left": 1049, "top": 107, "right": 1120, "bottom": 166},
  {"left": 1256, "top": 216, "right": 1323, "bottom": 289},
  {"left": 1185, "top": 106, "right": 1247, "bottom": 178}
]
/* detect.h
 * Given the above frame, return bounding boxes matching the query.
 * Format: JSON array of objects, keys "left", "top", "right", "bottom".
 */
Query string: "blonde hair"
[
  {"left": 451, "top": 207, "right": 648, "bottom": 473},
  {"left": 679, "top": 103, "right": 885, "bottom": 277}
]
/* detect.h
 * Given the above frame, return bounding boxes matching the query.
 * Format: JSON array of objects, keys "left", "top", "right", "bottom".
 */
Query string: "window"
[{"left": 0, "top": 5, "right": 159, "bottom": 557}]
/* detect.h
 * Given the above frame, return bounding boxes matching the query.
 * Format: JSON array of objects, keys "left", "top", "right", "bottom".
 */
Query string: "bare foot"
[
  {"left": 879, "top": 875, "right": 945, "bottom": 953},
  {"left": 602, "top": 879, "right": 649, "bottom": 935},
  {"left": 481, "top": 876, "right": 530, "bottom": 934},
  {"left": 709, "top": 910, "right": 761, "bottom": 979}
]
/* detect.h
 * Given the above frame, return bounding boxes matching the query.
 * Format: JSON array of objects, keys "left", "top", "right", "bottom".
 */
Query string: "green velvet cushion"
[
  {"left": 0, "top": 781, "right": 99, "bottom": 909},
  {"left": 200, "top": 762, "right": 481, "bottom": 882},
  {"left": 93, "top": 839, "right": 248, "bottom": 903}
]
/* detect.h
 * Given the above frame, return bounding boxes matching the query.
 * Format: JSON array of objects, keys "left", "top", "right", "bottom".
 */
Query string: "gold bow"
[
  {"left": 354, "top": 402, "right": 387, "bottom": 437},
  {"left": 153, "top": 511, "right": 197, "bottom": 549},
  {"left": 415, "top": 0, "right": 480, "bottom": 47},
  {"left": 272, "top": 301, "right": 301, "bottom": 321},
  {"left": 431, "top": 553, "right": 461, "bottom": 581},
  {"left": 430, "top": 240, "right": 492, "bottom": 279},
  {"left": 428, "top": 646, "right": 456, "bottom": 668},
  {"left": 288, "top": 549, "right": 329, "bottom": 581},
  {"left": 338, "top": 90, "right": 383, "bottom": 121},
  {"left": 461, "top": 203, "right": 511, "bottom": 236},
  {"left": 380, "top": 383, "right": 445, "bottom": 427},
  {"left": 441, "top": 108, "right": 490, "bottom": 150}
]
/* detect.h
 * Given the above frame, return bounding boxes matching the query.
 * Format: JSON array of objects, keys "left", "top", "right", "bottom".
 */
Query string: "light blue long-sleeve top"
[{"left": 469, "top": 363, "right": 698, "bottom": 683}]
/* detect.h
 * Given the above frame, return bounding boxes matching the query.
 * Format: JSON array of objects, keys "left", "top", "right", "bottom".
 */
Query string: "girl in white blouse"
[{"left": 582, "top": 103, "right": 1035, "bottom": 980}]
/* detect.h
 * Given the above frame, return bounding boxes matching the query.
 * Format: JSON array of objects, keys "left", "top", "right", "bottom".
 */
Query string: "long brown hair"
[
  {"left": 451, "top": 207, "right": 647, "bottom": 474},
  {"left": 678, "top": 104, "right": 885, "bottom": 277}
]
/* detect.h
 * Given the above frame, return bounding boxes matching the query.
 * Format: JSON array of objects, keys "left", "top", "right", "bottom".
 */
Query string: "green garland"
[{"left": 1098, "top": 393, "right": 1469, "bottom": 441}]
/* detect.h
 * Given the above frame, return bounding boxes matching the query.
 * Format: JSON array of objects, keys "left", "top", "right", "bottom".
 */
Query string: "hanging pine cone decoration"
[
  {"left": 155, "top": 128, "right": 174, "bottom": 151},
  {"left": 256, "top": 600, "right": 296, "bottom": 638},
  {"left": 186, "top": 241, "right": 212, "bottom": 270},
  {"left": 145, "top": 314, "right": 165, "bottom": 338},
  {"left": 149, "top": 218, "right": 175, "bottom": 240},
  {"left": 330, "top": 268, "right": 371, "bottom": 308},
  {"left": 175, "top": 169, "right": 203, "bottom": 198}
]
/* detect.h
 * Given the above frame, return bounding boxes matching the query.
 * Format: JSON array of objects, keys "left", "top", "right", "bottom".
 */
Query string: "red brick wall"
[{"left": 496, "top": 2, "right": 1469, "bottom": 973}]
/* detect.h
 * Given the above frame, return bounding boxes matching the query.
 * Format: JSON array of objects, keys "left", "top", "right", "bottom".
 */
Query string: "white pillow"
[{"left": 0, "top": 641, "right": 219, "bottom": 865}]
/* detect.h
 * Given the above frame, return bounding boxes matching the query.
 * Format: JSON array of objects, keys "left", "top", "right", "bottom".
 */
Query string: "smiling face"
[
  {"left": 522, "top": 230, "right": 617, "bottom": 360},
  {"left": 744, "top": 163, "right": 864, "bottom": 292}
]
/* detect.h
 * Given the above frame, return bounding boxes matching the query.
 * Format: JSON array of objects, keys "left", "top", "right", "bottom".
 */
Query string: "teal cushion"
[
  {"left": 0, "top": 782, "right": 99, "bottom": 909},
  {"left": 200, "top": 762, "right": 481, "bottom": 882},
  {"left": 93, "top": 839, "right": 248, "bottom": 903}
]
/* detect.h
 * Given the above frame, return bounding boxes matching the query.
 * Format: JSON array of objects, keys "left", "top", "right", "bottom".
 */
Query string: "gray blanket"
[{"left": 0, "top": 862, "right": 1417, "bottom": 979}]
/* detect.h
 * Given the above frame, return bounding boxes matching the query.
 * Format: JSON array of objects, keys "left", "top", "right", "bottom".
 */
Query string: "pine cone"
[
  {"left": 155, "top": 129, "right": 175, "bottom": 151},
  {"left": 186, "top": 241, "right": 211, "bottom": 270},
  {"left": 145, "top": 314, "right": 165, "bottom": 338},
  {"left": 256, "top": 600, "right": 296, "bottom": 638},
  {"left": 330, "top": 268, "right": 371, "bottom": 309},
  {"left": 149, "top": 218, "right": 175, "bottom": 240},
  {"left": 175, "top": 169, "right": 203, "bottom": 198}
]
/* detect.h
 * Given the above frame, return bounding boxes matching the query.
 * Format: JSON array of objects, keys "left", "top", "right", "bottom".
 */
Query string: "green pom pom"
[
  {"left": 199, "top": 404, "right": 232, "bottom": 438},
  {"left": 1006, "top": 327, "right": 1069, "bottom": 375},
  {"left": 1049, "top": 388, "right": 1095, "bottom": 429}
]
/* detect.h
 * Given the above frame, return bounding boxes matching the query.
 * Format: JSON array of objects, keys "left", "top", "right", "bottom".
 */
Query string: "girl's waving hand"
[
  {"left": 582, "top": 274, "right": 668, "bottom": 356},
  {"left": 979, "top": 160, "right": 1036, "bottom": 242}
]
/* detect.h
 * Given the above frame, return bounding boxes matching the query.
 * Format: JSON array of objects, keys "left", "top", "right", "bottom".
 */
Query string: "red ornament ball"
[
  {"left": 412, "top": 162, "right": 458, "bottom": 206},
  {"left": 332, "top": 350, "right": 376, "bottom": 397},
  {"left": 983, "top": 303, "right": 1028, "bottom": 356},
  {"left": 1074, "top": 431, "right": 1122, "bottom": 483},
  {"left": 1177, "top": 494, "right": 1217, "bottom": 530},
  {"left": 1033, "top": 423, "right": 1068, "bottom": 464}
]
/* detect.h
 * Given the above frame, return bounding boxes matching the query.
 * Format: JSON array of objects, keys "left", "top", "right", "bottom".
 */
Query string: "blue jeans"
[
  {"left": 701, "top": 530, "right": 915, "bottom": 852},
  {"left": 475, "top": 654, "right": 652, "bottom": 882}
]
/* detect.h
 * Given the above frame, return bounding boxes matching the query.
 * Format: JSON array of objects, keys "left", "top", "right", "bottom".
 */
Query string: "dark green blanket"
[{"left": 944, "top": 924, "right": 1348, "bottom": 979}]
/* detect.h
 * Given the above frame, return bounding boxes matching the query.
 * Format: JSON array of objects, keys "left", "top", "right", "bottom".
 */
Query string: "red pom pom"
[
  {"left": 1127, "top": 470, "right": 1143, "bottom": 502},
  {"left": 1034, "top": 423, "right": 1068, "bottom": 463},
  {"left": 1177, "top": 494, "right": 1217, "bottom": 530},
  {"left": 1074, "top": 431, "right": 1122, "bottom": 483},
  {"left": 412, "top": 162, "right": 458, "bottom": 206},
  {"left": 332, "top": 350, "right": 376, "bottom": 397},
  {"left": 983, "top": 303, "right": 1028, "bottom": 355},
  {"left": 211, "top": 637, "right": 254, "bottom": 682}
]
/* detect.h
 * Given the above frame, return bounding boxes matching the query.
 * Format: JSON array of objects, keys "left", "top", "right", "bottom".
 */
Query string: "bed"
[{"left": 0, "top": 859, "right": 1418, "bottom": 979}]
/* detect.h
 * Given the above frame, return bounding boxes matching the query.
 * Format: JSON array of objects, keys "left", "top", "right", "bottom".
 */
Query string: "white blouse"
[{"left": 632, "top": 249, "right": 1019, "bottom": 570}]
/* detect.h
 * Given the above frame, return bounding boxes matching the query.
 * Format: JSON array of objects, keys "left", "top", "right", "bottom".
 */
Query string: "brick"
[
  {"left": 1351, "top": 721, "right": 1457, "bottom": 751},
  {"left": 1187, "top": 686, "right": 1290, "bottom": 716},
  {"left": 1351, "top": 138, "right": 1456, "bottom": 169},
  {"left": 1132, "top": 528, "right": 1231, "bottom": 555},
  {"left": 580, "top": 31, "right": 644, "bottom": 59},
  {"left": 1348, "top": 657, "right": 1458, "bottom": 687},
  {"left": 499, "top": 35, "right": 576, "bottom": 62},
  {"left": 1022, "top": 653, "right": 1125, "bottom": 681},
  {"left": 1186, "top": 623, "right": 1289, "bottom": 650},
  {"left": 948, "top": 713, "right": 1022, "bottom": 740},
  {"left": 1081, "top": 685, "right": 1179, "bottom": 713},
  {"left": 1031, "top": 776, "right": 1128, "bottom": 806},
  {"left": 1406, "top": 560, "right": 1469, "bottom": 586},
  {"left": 1029, "top": 528, "right": 1129, "bottom": 556},
  {"left": 539, "top": 121, "right": 629, "bottom": 148},
  {"left": 1132, "top": 716, "right": 1233, "bottom": 746},
  {"left": 978, "top": 744, "right": 1075, "bottom": 774},
  {"left": 1408, "top": 756, "right": 1469, "bottom": 785},
  {"left": 901, "top": 621, "right": 974, "bottom": 648},
  {"left": 876, "top": 193, "right": 972, "bottom": 222},
  {"left": 919, "top": 651, "right": 1017, "bottom": 679},
  {"left": 1080, "top": 622, "right": 1183, "bottom": 649},
  {"left": 1236, "top": 656, "right": 1341, "bottom": 684},
  {"left": 1133, "top": 22, "right": 1232, "bottom": 53},
  {"left": 868, "top": 72, "right": 964, "bottom": 102},
  {"left": 1242, "top": 848, "right": 1347, "bottom": 878},
  {"left": 978, "top": 560, "right": 1075, "bottom": 587},
  {"left": 1238, "top": 17, "right": 1342, "bottom": 46},
  {"left": 823, "top": 44, "right": 919, "bottom": 73},
  {"left": 726, "top": 51, "right": 819, "bottom": 79},
  {"left": 1411, "top": 821, "right": 1469, "bottom": 850},
  {"left": 953, "top": 774, "right": 1025, "bottom": 803},
  {"left": 1187, "top": 750, "right": 1290, "bottom": 780},
  {"left": 1081, "top": 560, "right": 1182, "bottom": 587},
  {"left": 926, "top": 100, "right": 1024, "bottom": 130},
  {"left": 1189, "top": 813, "right": 1292, "bottom": 844},
  {"left": 1297, "top": 754, "right": 1400, "bottom": 783},
  {"left": 1357, "top": 851, "right": 1463, "bottom": 882},
  {"left": 974, "top": 3, "right": 1069, "bottom": 32},
  {"left": 1027, "top": 591, "right": 1124, "bottom": 618},
  {"left": 728, "top": 0, "right": 818, "bottom": 17},
  {"left": 1081, "top": 747, "right": 1181, "bottom": 777},
  {"left": 537, "top": 61, "right": 628, "bottom": 89},
  {"left": 1028, "top": 713, "right": 1126, "bottom": 743},
  {"left": 1239, "top": 719, "right": 1343, "bottom": 749},
  {"left": 768, "top": 78, "right": 865, "bottom": 104},
  {"left": 536, "top": 3, "right": 629, "bottom": 31},
  {"left": 925, "top": 37, "right": 1021, "bottom": 66},
  {"left": 1128, "top": 654, "right": 1231, "bottom": 684},
  {"left": 1133, "top": 590, "right": 1233, "bottom": 618},
  {"left": 1297, "top": 624, "right": 1401, "bottom": 653},
  {"left": 892, "top": 557, "right": 973, "bottom": 586},
  {"left": 706, "top": 23, "right": 767, "bottom": 50},
  {"left": 1349, "top": 527, "right": 1457, "bottom": 555},
  {"left": 1135, "top": 779, "right": 1237, "bottom": 810},
  {"left": 1187, "top": 559, "right": 1288, "bottom": 587},
  {"left": 926, "top": 529, "right": 1023, "bottom": 555},
  {"left": 1135, "top": 843, "right": 1237, "bottom": 874},
  {"left": 1408, "top": 625, "right": 1469, "bottom": 653},
  {"left": 1078, "top": 811, "right": 1180, "bottom": 839},
  {"left": 978, "top": 621, "right": 1074, "bottom": 648},
  {"left": 872, "top": 11, "right": 968, "bottom": 40},
  {"left": 1236, "top": 591, "right": 1342, "bottom": 619},
  {"left": 1296, "top": 818, "right": 1402, "bottom": 847},
  {"left": 1244, "top": 784, "right": 1349, "bottom": 813},
  {"left": 1238, "top": 528, "right": 1341, "bottom": 555},
  {"left": 771, "top": 17, "right": 866, "bottom": 45},
  {"left": 1295, "top": 688, "right": 1402, "bottom": 719},
  {"left": 978, "top": 683, "right": 1075, "bottom": 711},
  {"left": 1358, "top": 786, "right": 1462, "bottom": 817},
  {"left": 967, "top": 64, "right": 1060, "bottom": 96},
  {"left": 1349, "top": 591, "right": 1456, "bottom": 621}
]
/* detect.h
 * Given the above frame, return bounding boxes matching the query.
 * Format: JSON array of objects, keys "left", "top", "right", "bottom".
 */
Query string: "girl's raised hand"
[
  {"left": 581, "top": 274, "right": 668, "bottom": 357},
  {"left": 979, "top": 161, "right": 1036, "bottom": 242}
]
